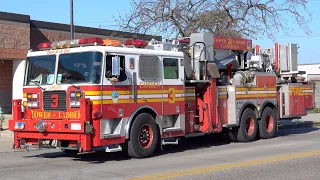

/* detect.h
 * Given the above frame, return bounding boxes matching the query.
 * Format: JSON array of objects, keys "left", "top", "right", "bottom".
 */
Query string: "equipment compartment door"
[
  {"left": 289, "top": 86, "right": 306, "bottom": 116},
  {"left": 303, "top": 85, "right": 314, "bottom": 109}
]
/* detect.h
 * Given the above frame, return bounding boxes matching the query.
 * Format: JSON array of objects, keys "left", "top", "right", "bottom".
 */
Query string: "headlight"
[
  {"left": 27, "top": 93, "right": 38, "bottom": 99},
  {"left": 70, "top": 91, "right": 82, "bottom": 98},
  {"left": 69, "top": 91, "right": 82, "bottom": 108},
  {"left": 26, "top": 92, "right": 39, "bottom": 108},
  {"left": 27, "top": 101, "right": 39, "bottom": 108},
  {"left": 70, "top": 92, "right": 76, "bottom": 98},
  {"left": 70, "top": 100, "right": 80, "bottom": 107}
]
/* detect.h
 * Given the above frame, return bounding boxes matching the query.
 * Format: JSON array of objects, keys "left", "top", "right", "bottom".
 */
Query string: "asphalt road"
[{"left": 0, "top": 127, "right": 320, "bottom": 180}]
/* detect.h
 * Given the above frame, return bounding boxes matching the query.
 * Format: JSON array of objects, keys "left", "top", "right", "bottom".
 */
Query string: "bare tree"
[{"left": 114, "top": 0, "right": 312, "bottom": 40}]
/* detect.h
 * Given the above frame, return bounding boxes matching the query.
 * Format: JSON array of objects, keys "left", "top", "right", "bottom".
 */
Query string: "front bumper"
[
  {"left": 11, "top": 131, "right": 92, "bottom": 152},
  {"left": 9, "top": 119, "right": 93, "bottom": 152},
  {"left": 9, "top": 98, "right": 93, "bottom": 152}
]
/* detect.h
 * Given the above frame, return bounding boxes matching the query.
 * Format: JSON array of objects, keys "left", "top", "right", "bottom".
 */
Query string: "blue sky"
[{"left": 1, "top": 0, "right": 320, "bottom": 64}]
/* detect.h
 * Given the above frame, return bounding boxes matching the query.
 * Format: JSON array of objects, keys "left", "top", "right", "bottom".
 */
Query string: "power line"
[{"left": 260, "top": 33, "right": 320, "bottom": 38}]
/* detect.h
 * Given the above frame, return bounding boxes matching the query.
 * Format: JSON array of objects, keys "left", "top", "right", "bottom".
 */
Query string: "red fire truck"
[{"left": 8, "top": 33, "right": 314, "bottom": 158}]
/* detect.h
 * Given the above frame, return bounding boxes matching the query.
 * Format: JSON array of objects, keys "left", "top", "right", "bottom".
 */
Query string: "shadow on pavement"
[
  {"left": 275, "top": 126, "right": 319, "bottom": 137},
  {"left": 21, "top": 134, "right": 231, "bottom": 163},
  {"left": 22, "top": 150, "right": 132, "bottom": 163},
  {"left": 160, "top": 134, "right": 231, "bottom": 154}
]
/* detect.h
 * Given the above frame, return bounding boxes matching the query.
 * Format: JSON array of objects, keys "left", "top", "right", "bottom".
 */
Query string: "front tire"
[
  {"left": 237, "top": 108, "right": 258, "bottom": 142},
  {"left": 127, "top": 113, "right": 159, "bottom": 159}
]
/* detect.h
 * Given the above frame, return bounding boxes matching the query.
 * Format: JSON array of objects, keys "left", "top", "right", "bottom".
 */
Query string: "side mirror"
[{"left": 112, "top": 56, "right": 120, "bottom": 76}]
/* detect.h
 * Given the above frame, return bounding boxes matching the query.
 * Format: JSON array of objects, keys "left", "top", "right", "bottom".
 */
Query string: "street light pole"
[{"left": 70, "top": 0, "right": 74, "bottom": 39}]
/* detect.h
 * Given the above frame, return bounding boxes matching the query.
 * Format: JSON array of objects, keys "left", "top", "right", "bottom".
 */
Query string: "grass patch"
[{"left": 311, "top": 108, "right": 320, "bottom": 113}]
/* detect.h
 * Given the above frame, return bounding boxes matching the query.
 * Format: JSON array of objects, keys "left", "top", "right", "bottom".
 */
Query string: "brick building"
[{"left": 0, "top": 11, "right": 161, "bottom": 113}]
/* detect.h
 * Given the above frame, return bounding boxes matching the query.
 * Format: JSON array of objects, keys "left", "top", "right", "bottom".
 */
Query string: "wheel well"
[
  {"left": 132, "top": 108, "right": 157, "bottom": 122},
  {"left": 126, "top": 107, "right": 159, "bottom": 140},
  {"left": 238, "top": 104, "right": 259, "bottom": 125},
  {"left": 260, "top": 103, "right": 278, "bottom": 119}
]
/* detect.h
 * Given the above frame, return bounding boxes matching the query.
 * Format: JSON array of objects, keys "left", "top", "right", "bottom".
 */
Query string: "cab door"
[{"left": 102, "top": 53, "right": 131, "bottom": 118}]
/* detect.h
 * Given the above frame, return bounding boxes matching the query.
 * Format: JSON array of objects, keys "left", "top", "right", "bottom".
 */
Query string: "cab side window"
[
  {"left": 163, "top": 58, "right": 179, "bottom": 79},
  {"left": 106, "top": 55, "right": 127, "bottom": 81}
]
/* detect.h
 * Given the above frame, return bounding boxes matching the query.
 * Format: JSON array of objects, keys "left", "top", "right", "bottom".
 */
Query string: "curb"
[
  {"left": 0, "top": 147, "right": 54, "bottom": 154},
  {"left": 278, "top": 122, "right": 320, "bottom": 130},
  {"left": 0, "top": 130, "right": 13, "bottom": 137}
]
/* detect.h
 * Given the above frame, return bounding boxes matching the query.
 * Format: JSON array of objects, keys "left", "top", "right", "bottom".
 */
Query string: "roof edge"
[
  {"left": 0, "top": 11, "right": 30, "bottom": 23},
  {"left": 31, "top": 20, "right": 162, "bottom": 41}
]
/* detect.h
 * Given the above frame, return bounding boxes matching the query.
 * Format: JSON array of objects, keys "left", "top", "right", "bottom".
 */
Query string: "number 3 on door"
[{"left": 168, "top": 88, "right": 176, "bottom": 104}]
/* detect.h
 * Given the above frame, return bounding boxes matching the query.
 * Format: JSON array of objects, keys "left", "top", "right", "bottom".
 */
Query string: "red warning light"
[
  {"left": 124, "top": 39, "right": 147, "bottom": 47},
  {"left": 78, "top": 37, "right": 104, "bottom": 45},
  {"left": 37, "top": 42, "right": 52, "bottom": 50}
]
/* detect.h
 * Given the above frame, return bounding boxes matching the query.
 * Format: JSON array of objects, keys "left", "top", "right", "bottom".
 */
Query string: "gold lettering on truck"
[
  {"left": 30, "top": 110, "right": 80, "bottom": 119},
  {"left": 139, "top": 82, "right": 160, "bottom": 88}
]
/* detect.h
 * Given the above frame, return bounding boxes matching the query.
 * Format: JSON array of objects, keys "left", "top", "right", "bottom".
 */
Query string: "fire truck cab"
[{"left": 8, "top": 33, "right": 314, "bottom": 158}]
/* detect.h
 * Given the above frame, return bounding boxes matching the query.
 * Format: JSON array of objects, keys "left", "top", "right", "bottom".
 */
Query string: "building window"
[{"left": 163, "top": 58, "right": 179, "bottom": 79}]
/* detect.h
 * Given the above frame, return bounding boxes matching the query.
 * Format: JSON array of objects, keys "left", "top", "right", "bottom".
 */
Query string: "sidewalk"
[
  {"left": 0, "top": 114, "right": 13, "bottom": 135},
  {"left": 0, "top": 114, "right": 18, "bottom": 153},
  {"left": 0, "top": 113, "right": 320, "bottom": 153},
  {"left": 278, "top": 113, "right": 320, "bottom": 129}
]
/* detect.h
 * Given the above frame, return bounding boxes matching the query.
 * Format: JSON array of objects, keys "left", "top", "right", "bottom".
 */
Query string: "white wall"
[{"left": 298, "top": 63, "right": 320, "bottom": 81}]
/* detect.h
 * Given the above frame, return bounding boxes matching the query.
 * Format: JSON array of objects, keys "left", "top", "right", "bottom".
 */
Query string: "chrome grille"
[{"left": 43, "top": 90, "right": 67, "bottom": 111}]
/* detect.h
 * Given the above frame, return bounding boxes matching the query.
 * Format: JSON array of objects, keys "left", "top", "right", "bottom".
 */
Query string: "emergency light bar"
[
  {"left": 37, "top": 37, "right": 105, "bottom": 50},
  {"left": 37, "top": 37, "right": 148, "bottom": 50}
]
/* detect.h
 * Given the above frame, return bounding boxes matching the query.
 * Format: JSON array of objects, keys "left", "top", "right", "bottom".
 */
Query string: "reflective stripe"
[
  {"left": 85, "top": 89, "right": 185, "bottom": 96},
  {"left": 236, "top": 87, "right": 277, "bottom": 91},
  {"left": 184, "top": 93, "right": 195, "bottom": 97},
  {"left": 218, "top": 92, "right": 227, "bottom": 95},
  {"left": 236, "top": 94, "right": 277, "bottom": 98},
  {"left": 303, "top": 90, "right": 313, "bottom": 93},
  {"left": 85, "top": 93, "right": 191, "bottom": 101},
  {"left": 236, "top": 91, "right": 277, "bottom": 95}
]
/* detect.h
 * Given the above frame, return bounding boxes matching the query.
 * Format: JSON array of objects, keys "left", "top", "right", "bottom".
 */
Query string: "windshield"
[
  {"left": 25, "top": 55, "right": 56, "bottom": 85},
  {"left": 57, "top": 51, "right": 102, "bottom": 84}
]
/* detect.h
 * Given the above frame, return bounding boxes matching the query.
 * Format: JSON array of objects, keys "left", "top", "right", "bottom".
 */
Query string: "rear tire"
[
  {"left": 237, "top": 108, "right": 258, "bottom": 142},
  {"left": 259, "top": 107, "right": 277, "bottom": 139},
  {"left": 127, "top": 113, "right": 159, "bottom": 159}
]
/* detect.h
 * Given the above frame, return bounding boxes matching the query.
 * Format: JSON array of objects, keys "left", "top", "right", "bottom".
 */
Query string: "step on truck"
[{"left": 8, "top": 33, "right": 314, "bottom": 158}]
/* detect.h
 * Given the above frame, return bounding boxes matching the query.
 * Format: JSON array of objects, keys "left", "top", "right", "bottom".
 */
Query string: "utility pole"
[{"left": 70, "top": 0, "right": 74, "bottom": 39}]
